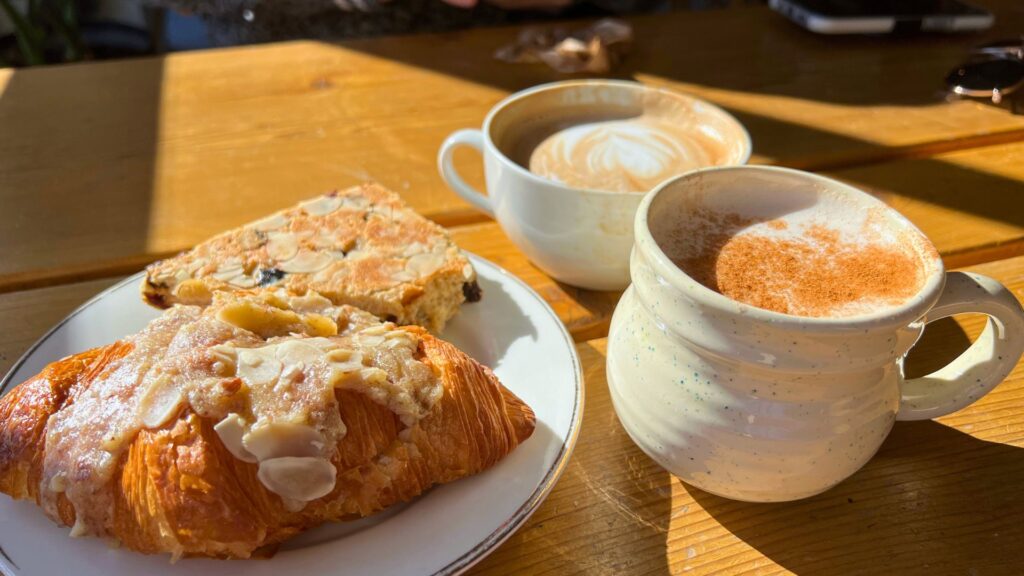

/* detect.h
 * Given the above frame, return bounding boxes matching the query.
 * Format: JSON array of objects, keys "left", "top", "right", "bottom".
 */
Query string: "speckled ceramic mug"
[{"left": 606, "top": 166, "right": 1024, "bottom": 502}]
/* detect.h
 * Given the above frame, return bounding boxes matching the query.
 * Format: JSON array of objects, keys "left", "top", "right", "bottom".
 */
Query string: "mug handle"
[
  {"left": 437, "top": 129, "right": 494, "bottom": 217},
  {"left": 897, "top": 271, "right": 1024, "bottom": 421}
]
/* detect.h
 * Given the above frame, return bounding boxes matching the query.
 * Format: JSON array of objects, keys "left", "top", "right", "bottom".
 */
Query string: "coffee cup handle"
[
  {"left": 897, "top": 271, "right": 1024, "bottom": 421},
  {"left": 437, "top": 129, "right": 494, "bottom": 217}
]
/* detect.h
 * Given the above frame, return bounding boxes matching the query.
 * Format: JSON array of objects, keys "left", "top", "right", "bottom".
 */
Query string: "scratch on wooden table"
[
  {"left": 575, "top": 465, "right": 668, "bottom": 534},
  {"left": 626, "top": 454, "right": 672, "bottom": 498},
  {"left": 671, "top": 504, "right": 690, "bottom": 520}
]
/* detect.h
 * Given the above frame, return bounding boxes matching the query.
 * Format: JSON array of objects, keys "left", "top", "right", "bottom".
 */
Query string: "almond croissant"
[{"left": 0, "top": 290, "right": 534, "bottom": 559}]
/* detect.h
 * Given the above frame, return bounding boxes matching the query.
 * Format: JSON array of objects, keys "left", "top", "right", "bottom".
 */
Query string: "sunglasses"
[{"left": 945, "top": 37, "right": 1024, "bottom": 105}]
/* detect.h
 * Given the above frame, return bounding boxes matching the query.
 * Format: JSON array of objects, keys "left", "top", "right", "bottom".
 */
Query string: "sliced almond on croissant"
[
  {"left": 275, "top": 340, "right": 325, "bottom": 367},
  {"left": 214, "top": 414, "right": 258, "bottom": 463},
  {"left": 257, "top": 456, "right": 337, "bottom": 501},
  {"left": 237, "top": 349, "right": 283, "bottom": 387},
  {"left": 139, "top": 375, "right": 185, "bottom": 429},
  {"left": 243, "top": 422, "right": 325, "bottom": 460}
]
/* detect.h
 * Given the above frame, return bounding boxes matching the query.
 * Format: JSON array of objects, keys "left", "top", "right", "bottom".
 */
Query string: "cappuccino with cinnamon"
[{"left": 647, "top": 173, "right": 940, "bottom": 318}]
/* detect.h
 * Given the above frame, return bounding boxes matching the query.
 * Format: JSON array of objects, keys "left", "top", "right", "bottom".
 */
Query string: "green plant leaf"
[
  {"left": 0, "top": 0, "right": 45, "bottom": 65},
  {"left": 41, "top": 0, "right": 84, "bottom": 61}
]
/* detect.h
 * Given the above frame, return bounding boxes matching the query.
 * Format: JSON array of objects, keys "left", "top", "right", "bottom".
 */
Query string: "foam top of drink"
[
  {"left": 527, "top": 116, "right": 724, "bottom": 193},
  {"left": 496, "top": 87, "right": 740, "bottom": 194},
  {"left": 650, "top": 183, "right": 939, "bottom": 318}
]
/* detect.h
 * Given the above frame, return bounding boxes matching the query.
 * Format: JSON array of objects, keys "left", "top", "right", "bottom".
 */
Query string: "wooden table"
[{"left": 2, "top": 1, "right": 1024, "bottom": 573}]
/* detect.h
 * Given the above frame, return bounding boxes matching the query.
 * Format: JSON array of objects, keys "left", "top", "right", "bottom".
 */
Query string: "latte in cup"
[
  {"left": 649, "top": 186, "right": 939, "bottom": 318},
  {"left": 500, "top": 90, "right": 742, "bottom": 193},
  {"left": 438, "top": 80, "right": 750, "bottom": 290}
]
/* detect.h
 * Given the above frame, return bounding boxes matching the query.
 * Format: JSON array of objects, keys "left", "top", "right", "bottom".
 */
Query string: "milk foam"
[
  {"left": 650, "top": 184, "right": 939, "bottom": 318},
  {"left": 528, "top": 118, "right": 719, "bottom": 193},
  {"left": 658, "top": 185, "right": 928, "bottom": 257}
]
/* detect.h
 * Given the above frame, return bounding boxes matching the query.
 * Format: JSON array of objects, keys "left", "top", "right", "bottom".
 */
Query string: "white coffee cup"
[
  {"left": 438, "top": 80, "right": 751, "bottom": 290},
  {"left": 607, "top": 166, "right": 1024, "bottom": 502}
]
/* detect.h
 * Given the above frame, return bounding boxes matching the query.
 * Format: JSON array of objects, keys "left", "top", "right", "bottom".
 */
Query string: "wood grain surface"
[
  {"left": 3, "top": 0, "right": 1024, "bottom": 291},
  {"left": 0, "top": 133, "right": 1021, "bottom": 298},
  {"left": 0, "top": 277, "right": 120, "bottom": 378},
  {"left": 829, "top": 141, "right": 1024, "bottom": 269}
]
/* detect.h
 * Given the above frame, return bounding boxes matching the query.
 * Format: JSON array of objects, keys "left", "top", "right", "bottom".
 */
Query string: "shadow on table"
[
  {"left": 688, "top": 421, "right": 1024, "bottom": 575},
  {"left": 338, "top": 3, "right": 1019, "bottom": 108},
  {"left": 684, "top": 106, "right": 1024, "bottom": 237},
  {"left": 0, "top": 57, "right": 164, "bottom": 289}
]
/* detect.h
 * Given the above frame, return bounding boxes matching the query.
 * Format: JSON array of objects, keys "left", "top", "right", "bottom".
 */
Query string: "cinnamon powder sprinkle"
[{"left": 676, "top": 218, "right": 923, "bottom": 318}]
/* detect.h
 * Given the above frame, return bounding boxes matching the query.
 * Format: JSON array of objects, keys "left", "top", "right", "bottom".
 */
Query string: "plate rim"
[{"left": 0, "top": 252, "right": 585, "bottom": 576}]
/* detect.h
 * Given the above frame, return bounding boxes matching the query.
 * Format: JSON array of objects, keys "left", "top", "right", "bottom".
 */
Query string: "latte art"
[{"left": 528, "top": 118, "right": 724, "bottom": 193}]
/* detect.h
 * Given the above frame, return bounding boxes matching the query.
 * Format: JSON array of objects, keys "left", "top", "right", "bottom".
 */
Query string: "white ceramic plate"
[{"left": 0, "top": 253, "right": 582, "bottom": 576}]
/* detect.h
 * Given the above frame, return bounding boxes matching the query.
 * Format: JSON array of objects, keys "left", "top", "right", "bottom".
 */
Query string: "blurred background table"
[{"left": 2, "top": 0, "right": 1024, "bottom": 574}]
